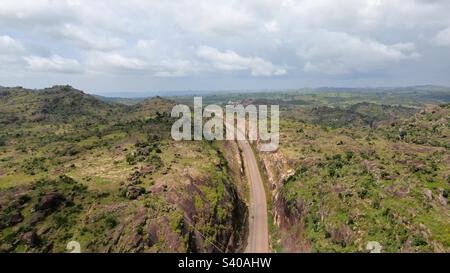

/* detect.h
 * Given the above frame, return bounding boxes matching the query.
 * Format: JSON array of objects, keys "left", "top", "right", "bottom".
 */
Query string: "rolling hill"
[{"left": 0, "top": 86, "right": 248, "bottom": 253}]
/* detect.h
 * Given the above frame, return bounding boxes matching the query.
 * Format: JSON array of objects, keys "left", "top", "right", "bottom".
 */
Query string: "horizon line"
[{"left": 1, "top": 83, "right": 450, "bottom": 99}]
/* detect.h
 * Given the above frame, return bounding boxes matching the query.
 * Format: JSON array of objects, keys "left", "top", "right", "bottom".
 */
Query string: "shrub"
[
  {"left": 413, "top": 234, "right": 428, "bottom": 247},
  {"left": 399, "top": 130, "right": 407, "bottom": 140},
  {"left": 18, "top": 194, "right": 31, "bottom": 204},
  {"left": 443, "top": 189, "right": 449, "bottom": 199},
  {"left": 345, "top": 151, "right": 354, "bottom": 161},
  {"left": 328, "top": 167, "right": 337, "bottom": 177},
  {"left": 126, "top": 153, "right": 137, "bottom": 165},
  {"left": 67, "top": 147, "right": 81, "bottom": 156},
  {"left": 54, "top": 214, "right": 69, "bottom": 228},
  {"left": 22, "top": 157, "right": 48, "bottom": 175},
  {"left": 105, "top": 216, "right": 117, "bottom": 229}
]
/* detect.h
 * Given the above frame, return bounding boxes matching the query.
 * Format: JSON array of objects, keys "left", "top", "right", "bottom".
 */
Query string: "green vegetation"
[
  {"left": 0, "top": 86, "right": 247, "bottom": 253},
  {"left": 251, "top": 93, "right": 450, "bottom": 253},
  {"left": 1, "top": 84, "right": 449, "bottom": 253},
  {"left": 181, "top": 86, "right": 449, "bottom": 253}
]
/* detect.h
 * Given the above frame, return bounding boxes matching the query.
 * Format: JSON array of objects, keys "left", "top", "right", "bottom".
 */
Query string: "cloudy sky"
[{"left": 0, "top": 0, "right": 450, "bottom": 96}]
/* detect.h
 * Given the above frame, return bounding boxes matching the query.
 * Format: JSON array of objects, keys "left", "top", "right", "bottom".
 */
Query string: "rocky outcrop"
[
  {"left": 21, "top": 231, "right": 40, "bottom": 247},
  {"left": 124, "top": 185, "right": 145, "bottom": 200},
  {"left": 36, "top": 192, "right": 66, "bottom": 212},
  {"left": 256, "top": 146, "right": 312, "bottom": 252},
  {"left": 1, "top": 212, "right": 24, "bottom": 228}
]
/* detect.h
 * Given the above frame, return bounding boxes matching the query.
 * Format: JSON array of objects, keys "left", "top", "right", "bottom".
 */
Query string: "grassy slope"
[
  {"left": 0, "top": 87, "right": 247, "bottom": 253},
  {"left": 260, "top": 101, "right": 449, "bottom": 252}
]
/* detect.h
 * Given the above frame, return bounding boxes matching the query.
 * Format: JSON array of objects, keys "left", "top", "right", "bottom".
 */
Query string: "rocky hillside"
[
  {"left": 0, "top": 87, "right": 248, "bottom": 253},
  {"left": 379, "top": 104, "right": 450, "bottom": 148},
  {"left": 0, "top": 86, "right": 126, "bottom": 125},
  {"left": 283, "top": 102, "right": 419, "bottom": 129},
  {"left": 258, "top": 103, "right": 449, "bottom": 253}
]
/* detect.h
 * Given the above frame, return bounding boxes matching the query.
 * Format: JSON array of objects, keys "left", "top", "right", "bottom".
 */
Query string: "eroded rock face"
[
  {"left": 0, "top": 141, "right": 248, "bottom": 253},
  {"left": 257, "top": 148, "right": 313, "bottom": 252},
  {"left": 146, "top": 222, "right": 160, "bottom": 247}
]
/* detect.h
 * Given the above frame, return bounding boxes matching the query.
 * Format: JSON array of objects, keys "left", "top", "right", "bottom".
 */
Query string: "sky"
[{"left": 0, "top": 0, "right": 450, "bottom": 96}]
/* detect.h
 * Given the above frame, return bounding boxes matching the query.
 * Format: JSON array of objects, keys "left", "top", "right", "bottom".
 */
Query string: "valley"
[{"left": 0, "top": 85, "right": 449, "bottom": 253}]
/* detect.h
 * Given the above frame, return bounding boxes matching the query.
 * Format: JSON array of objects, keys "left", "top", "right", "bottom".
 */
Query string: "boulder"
[
  {"left": 125, "top": 186, "right": 145, "bottom": 200},
  {"left": 29, "top": 211, "right": 45, "bottom": 225},
  {"left": 438, "top": 189, "right": 448, "bottom": 206},
  {"left": 3, "top": 212, "right": 24, "bottom": 227},
  {"left": 21, "top": 231, "right": 39, "bottom": 247},
  {"left": 423, "top": 189, "right": 433, "bottom": 201},
  {"left": 147, "top": 222, "right": 160, "bottom": 247},
  {"left": 36, "top": 192, "right": 66, "bottom": 212}
]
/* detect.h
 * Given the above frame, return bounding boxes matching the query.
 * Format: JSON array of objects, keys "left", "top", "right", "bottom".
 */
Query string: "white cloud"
[
  {"left": 59, "top": 24, "right": 126, "bottom": 51},
  {"left": 433, "top": 27, "right": 450, "bottom": 47},
  {"left": 173, "top": 1, "right": 256, "bottom": 37},
  {"left": 153, "top": 59, "right": 196, "bottom": 77},
  {"left": 0, "top": 35, "right": 27, "bottom": 68},
  {"left": 24, "top": 55, "right": 82, "bottom": 74},
  {"left": 86, "top": 53, "right": 147, "bottom": 72},
  {"left": 0, "top": 35, "right": 25, "bottom": 54},
  {"left": 197, "top": 45, "right": 286, "bottom": 76},
  {"left": 297, "top": 31, "right": 419, "bottom": 75},
  {"left": 1, "top": 0, "right": 450, "bottom": 89},
  {"left": 0, "top": 0, "right": 77, "bottom": 27},
  {"left": 85, "top": 51, "right": 196, "bottom": 77}
]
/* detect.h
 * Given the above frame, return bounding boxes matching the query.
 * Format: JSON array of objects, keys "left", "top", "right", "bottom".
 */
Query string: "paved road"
[
  {"left": 208, "top": 111, "right": 270, "bottom": 253},
  {"left": 239, "top": 140, "right": 269, "bottom": 253}
]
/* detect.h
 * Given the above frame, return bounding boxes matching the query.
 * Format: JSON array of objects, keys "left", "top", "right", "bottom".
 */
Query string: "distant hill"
[
  {"left": 95, "top": 95, "right": 145, "bottom": 106},
  {"left": 348, "top": 102, "right": 418, "bottom": 125},
  {"left": 299, "top": 102, "right": 418, "bottom": 128},
  {"left": 310, "top": 106, "right": 367, "bottom": 128},
  {"left": 379, "top": 104, "right": 450, "bottom": 148},
  {"left": 135, "top": 96, "right": 175, "bottom": 113},
  {"left": 0, "top": 85, "right": 125, "bottom": 125},
  {"left": 316, "top": 85, "right": 450, "bottom": 93}
]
